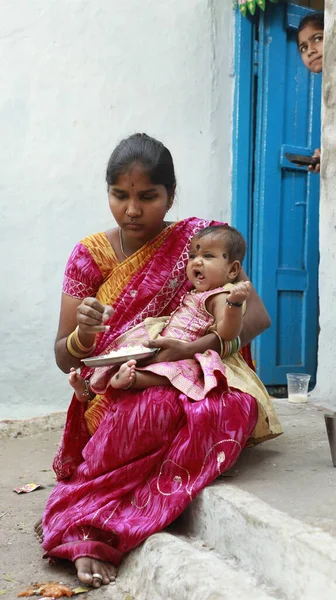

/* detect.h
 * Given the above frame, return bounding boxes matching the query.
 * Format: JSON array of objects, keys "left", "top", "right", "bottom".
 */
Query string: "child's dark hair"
[
  {"left": 106, "top": 133, "right": 176, "bottom": 197},
  {"left": 193, "top": 225, "right": 246, "bottom": 263},
  {"left": 297, "top": 12, "right": 324, "bottom": 45}
]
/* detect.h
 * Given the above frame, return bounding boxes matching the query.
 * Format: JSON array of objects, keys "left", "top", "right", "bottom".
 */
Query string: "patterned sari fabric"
[{"left": 42, "top": 217, "right": 277, "bottom": 567}]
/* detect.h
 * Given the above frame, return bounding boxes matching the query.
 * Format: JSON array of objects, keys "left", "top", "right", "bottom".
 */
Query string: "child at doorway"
[{"left": 297, "top": 11, "right": 324, "bottom": 173}]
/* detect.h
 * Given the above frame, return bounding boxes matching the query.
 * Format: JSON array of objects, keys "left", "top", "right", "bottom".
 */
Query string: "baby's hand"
[{"left": 226, "top": 281, "right": 251, "bottom": 305}]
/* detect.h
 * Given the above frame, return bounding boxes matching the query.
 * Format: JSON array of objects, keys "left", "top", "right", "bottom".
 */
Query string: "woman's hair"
[
  {"left": 106, "top": 133, "right": 176, "bottom": 197},
  {"left": 297, "top": 12, "right": 324, "bottom": 45},
  {"left": 193, "top": 225, "right": 246, "bottom": 263}
]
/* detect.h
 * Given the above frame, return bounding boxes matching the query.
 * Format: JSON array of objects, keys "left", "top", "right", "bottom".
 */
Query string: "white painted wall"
[
  {"left": 0, "top": 0, "right": 235, "bottom": 419},
  {"left": 313, "top": 0, "right": 336, "bottom": 410}
]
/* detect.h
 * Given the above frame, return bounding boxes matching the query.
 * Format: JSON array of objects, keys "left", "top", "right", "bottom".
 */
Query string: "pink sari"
[{"left": 42, "top": 217, "right": 258, "bottom": 566}]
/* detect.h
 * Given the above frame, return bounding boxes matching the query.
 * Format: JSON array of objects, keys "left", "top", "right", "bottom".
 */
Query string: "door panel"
[{"left": 252, "top": 2, "right": 321, "bottom": 384}]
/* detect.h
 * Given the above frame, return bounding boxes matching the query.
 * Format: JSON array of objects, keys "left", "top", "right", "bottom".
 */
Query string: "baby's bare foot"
[
  {"left": 75, "top": 557, "right": 117, "bottom": 588},
  {"left": 110, "top": 360, "right": 136, "bottom": 389},
  {"left": 69, "top": 368, "right": 87, "bottom": 402}
]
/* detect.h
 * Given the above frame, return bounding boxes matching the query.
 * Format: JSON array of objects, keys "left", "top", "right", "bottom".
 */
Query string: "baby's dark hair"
[
  {"left": 106, "top": 133, "right": 176, "bottom": 197},
  {"left": 297, "top": 12, "right": 324, "bottom": 45},
  {"left": 193, "top": 225, "right": 246, "bottom": 263}
]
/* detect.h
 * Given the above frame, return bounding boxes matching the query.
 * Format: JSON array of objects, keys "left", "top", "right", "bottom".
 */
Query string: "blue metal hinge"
[{"left": 253, "top": 39, "right": 259, "bottom": 76}]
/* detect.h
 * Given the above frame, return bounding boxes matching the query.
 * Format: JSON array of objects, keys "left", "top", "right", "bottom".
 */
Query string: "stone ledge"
[
  {"left": 181, "top": 484, "right": 336, "bottom": 600},
  {"left": 117, "top": 531, "right": 279, "bottom": 600}
]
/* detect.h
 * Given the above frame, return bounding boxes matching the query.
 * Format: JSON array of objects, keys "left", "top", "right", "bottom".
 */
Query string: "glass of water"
[{"left": 286, "top": 373, "right": 311, "bottom": 404}]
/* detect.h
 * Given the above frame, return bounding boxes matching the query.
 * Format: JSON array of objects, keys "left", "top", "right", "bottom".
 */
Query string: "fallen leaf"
[
  {"left": 0, "top": 591, "right": 7, "bottom": 596},
  {"left": 72, "top": 587, "right": 89, "bottom": 594},
  {"left": 3, "top": 575, "right": 15, "bottom": 582},
  {"left": 18, "top": 582, "right": 73, "bottom": 597},
  {"left": 17, "top": 585, "right": 38, "bottom": 597},
  {"left": 123, "top": 595, "right": 134, "bottom": 600}
]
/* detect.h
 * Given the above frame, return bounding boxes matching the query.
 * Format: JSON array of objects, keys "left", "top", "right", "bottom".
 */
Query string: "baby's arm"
[{"left": 210, "top": 282, "right": 251, "bottom": 342}]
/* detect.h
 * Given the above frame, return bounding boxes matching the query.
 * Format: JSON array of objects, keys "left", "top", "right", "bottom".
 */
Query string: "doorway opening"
[{"left": 233, "top": 1, "right": 323, "bottom": 394}]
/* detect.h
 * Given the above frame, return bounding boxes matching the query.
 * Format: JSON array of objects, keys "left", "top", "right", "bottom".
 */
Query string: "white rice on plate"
[{"left": 103, "top": 345, "right": 150, "bottom": 358}]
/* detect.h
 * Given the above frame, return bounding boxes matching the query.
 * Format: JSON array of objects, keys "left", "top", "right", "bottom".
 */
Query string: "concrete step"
[
  {"left": 116, "top": 530, "right": 280, "bottom": 600},
  {"left": 180, "top": 483, "right": 336, "bottom": 600}
]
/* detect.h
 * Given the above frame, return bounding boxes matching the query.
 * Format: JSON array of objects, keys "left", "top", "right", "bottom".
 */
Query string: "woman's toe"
[
  {"left": 75, "top": 557, "right": 116, "bottom": 587},
  {"left": 107, "top": 565, "right": 117, "bottom": 582},
  {"left": 92, "top": 575, "right": 103, "bottom": 588},
  {"left": 102, "top": 573, "right": 111, "bottom": 585},
  {"left": 34, "top": 519, "right": 44, "bottom": 543},
  {"left": 75, "top": 558, "right": 93, "bottom": 585}
]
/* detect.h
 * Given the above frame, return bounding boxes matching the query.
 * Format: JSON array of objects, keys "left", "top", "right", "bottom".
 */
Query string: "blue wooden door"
[
  {"left": 252, "top": 2, "right": 321, "bottom": 385},
  {"left": 233, "top": 2, "right": 322, "bottom": 386}
]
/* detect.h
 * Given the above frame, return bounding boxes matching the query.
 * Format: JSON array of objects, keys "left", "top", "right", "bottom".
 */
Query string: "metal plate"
[{"left": 82, "top": 348, "right": 158, "bottom": 367}]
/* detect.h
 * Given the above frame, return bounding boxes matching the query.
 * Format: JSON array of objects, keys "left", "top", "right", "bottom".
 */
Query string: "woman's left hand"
[{"left": 144, "top": 337, "right": 189, "bottom": 363}]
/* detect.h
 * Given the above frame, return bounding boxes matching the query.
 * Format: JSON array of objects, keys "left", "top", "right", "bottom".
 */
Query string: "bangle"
[
  {"left": 211, "top": 330, "right": 224, "bottom": 358},
  {"left": 222, "top": 337, "right": 241, "bottom": 358},
  {"left": 66, "top": 333, "right": 86, "bottom": 358},
  {"left": 73, "top": 326, "right": 96, "bottom": 352},
  {"left": 226, "top": 299, "right": 243, "bottom": 308},
  {"left": 66, "top": 330, "right": 95, "bottom": 358}
]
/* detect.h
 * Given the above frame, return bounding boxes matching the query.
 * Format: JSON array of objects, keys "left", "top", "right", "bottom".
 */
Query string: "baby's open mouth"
[{"left": 194, "top": 270, "right": 204, "bottom": 281}]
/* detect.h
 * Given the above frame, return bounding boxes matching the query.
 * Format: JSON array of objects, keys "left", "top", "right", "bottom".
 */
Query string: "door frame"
[{"left": 231, "top": 12, "right": 256, "bottom": 278}]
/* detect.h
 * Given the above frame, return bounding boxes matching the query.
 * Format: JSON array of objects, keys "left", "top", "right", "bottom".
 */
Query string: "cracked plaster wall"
[
  {"left": 0, "top": 0, "right": 234, "bottom": 419},
  {"left": 314, "top": 0, "right": 336, "bottom": 408}
]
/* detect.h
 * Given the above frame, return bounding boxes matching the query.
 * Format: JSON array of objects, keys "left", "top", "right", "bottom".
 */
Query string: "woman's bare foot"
[
  {"left": 75, "top": 557, "right": 117, "bottom": 588},
  {"left": 69, "top": 368, "right": 87, "bottom": 402},
  {"left": 110, "top": 360, "right": 136, "bottom": 389},
  {"left": 34, "top": 518, "right": 44, "bottom": 543}
]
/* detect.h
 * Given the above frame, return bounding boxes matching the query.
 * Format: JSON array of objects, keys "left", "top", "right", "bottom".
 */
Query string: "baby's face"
[
  {"left": 187, "top": 236, "right": 235, "bottom": 292},
  {"left": 298, "top": 24, "right": 323, "bottom": 73}
]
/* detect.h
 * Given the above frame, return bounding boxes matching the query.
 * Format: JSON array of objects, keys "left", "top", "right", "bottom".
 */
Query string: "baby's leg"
[
  {"left": 110, "top": 361, "right": 169, "bottom": 390},
  {"left": 69, "top": 367, "right": 87, "bottom": 402},
  {"left": 133, "top": 371, "right": 170, "bottom": 389}
]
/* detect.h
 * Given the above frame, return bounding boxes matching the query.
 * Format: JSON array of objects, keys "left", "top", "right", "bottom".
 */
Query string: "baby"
[{"left": 70, "top": 225, "right": 251, "bottom": 399}]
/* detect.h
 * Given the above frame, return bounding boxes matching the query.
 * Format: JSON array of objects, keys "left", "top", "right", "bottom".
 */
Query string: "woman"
[
  {"left": 297, "top": 11, "right": 324, "bottom": 174},
  {"left": 38, "top": 133, "right": 282, "bottom": 588}
]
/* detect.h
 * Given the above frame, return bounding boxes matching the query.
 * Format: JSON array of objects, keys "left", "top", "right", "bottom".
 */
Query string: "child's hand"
[
  {"left": 226, "top": 281, "right": 251, "bottom": 305},
  {"left": 308, "top": 148, "right": 320, "bottom": 174}
]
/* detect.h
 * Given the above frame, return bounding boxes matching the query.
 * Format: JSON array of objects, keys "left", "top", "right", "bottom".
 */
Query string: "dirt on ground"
[{"left": 0, "top": 422, "right": 130, "bottom": 600}]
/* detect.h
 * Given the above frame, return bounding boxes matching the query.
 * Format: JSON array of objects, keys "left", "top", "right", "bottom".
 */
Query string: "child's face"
[
  {"left": 187, "top": 235, "right": 240, "bottom": 292},
  {"left": 298, "top": 24, "right": 323, "bottom": 73}
]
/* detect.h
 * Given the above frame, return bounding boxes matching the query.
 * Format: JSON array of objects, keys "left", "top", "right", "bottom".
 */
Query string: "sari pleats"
[{"left": 43, "top": 386, "right": 258, "bottom": 566}]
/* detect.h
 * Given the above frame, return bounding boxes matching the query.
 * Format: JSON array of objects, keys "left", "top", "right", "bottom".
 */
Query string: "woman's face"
[
  {"left": 108, "top": 163, "right": 173, "bottom": 244},
  {"left": 298, "top": 24, "right": 324, "bottom": 73}
]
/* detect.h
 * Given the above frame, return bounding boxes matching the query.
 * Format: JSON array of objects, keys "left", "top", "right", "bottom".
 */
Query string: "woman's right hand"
[{"left": 77, "top": 298, "right": 114, "bottom": 335}]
